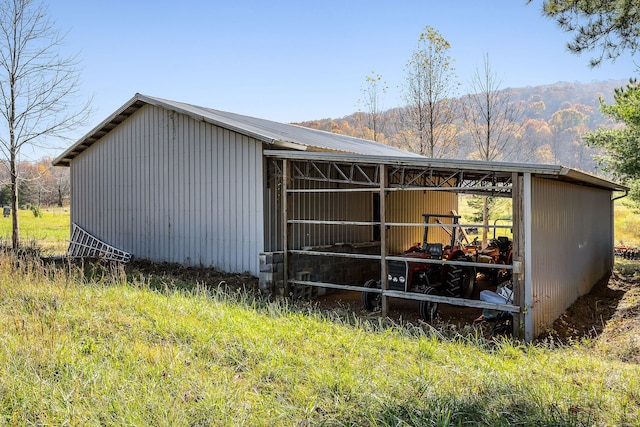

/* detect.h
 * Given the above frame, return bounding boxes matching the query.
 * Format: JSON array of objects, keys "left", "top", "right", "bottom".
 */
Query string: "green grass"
[
  {"left": 614, "top": 199, "right": 640, "bottom": 247},
  {"left": 0, "top": 254, "right": 639, "bottom": 426},
  {"left": 0, "top": 206, "right": 70, "bottom": 254}
]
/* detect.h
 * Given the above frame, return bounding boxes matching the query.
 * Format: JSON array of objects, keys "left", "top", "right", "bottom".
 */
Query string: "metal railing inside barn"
[{"left": 263, "top": 153, "right": 524, "bottom": 336}]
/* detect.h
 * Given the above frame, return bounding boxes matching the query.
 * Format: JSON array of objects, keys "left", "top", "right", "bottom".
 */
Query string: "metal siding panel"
[
  {"left": 68, "top": 103, "right": 263, "bottom": 275},
  {"left": 216, "top": 127, "right": 224, "bottom": 268},
  {"left": 287, "top": 181, "right": 372, "bottom": 249},
  {"left": 252, "top": 142, "right": 265, "bottom": 273},
  {"left": 387, "top": 191, "right": 457, "bottom": 253},
  {"left": 231, "top": 129, "right": 239, "bottom": 269},
  {"left": 223, "top": 129, "right": 232, "bottom": 271},
  {"left": 199, "top": 121, "right": 208, "bottom": 266},
  {"left": 241, "top": 135, "right": 250, "bottom": 271},
  {"left": 530, "top": 178, "right": 613, "bottom": 337},
  {"left": 176, "top": 112, "right": 186, "bottom": 264}
]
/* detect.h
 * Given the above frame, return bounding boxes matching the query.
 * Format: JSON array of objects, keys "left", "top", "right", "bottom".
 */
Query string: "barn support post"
[
  {"left": 523, "top": 172, "right": 533, "bottom": 342},
  {"left": 282, "top": 159, "right": 290, "bottom": 297},
  {"left": 511, "top": 173, "right": 525, "bottom": 340},
  {"left": 379, "top": 164, "right": 389, "bottom": 317}
]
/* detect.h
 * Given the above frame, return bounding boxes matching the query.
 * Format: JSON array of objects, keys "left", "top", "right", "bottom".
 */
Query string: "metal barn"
[{"left": 54, "top": 93, "right": 624, "bottom": 340}]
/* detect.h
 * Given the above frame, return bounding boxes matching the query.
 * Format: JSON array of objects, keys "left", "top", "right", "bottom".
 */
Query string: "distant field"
[
  {"left": 460, "top": 196, "right": 639, "bottom": 247},
  {"left": 614, "top": 199, "right": 640, "bottom": 247},
  {"left": 0, "top": 206, "right": 70, "bottom": 254}
]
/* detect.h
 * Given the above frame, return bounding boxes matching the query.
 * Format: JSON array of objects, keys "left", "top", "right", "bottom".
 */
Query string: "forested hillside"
[{"left": 295, "top": 80, "right": 626, "bottom": 174}]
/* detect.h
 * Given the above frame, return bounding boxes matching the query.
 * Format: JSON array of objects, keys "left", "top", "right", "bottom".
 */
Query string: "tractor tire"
[
  {"left": 445, "top": 264, "right": 475, "bottom": 298},
  {"left": 361, "top": 279, "right": 381, "bottom": 311},
  {"left": 444, "top": 264, "right": 462, "bottom": 297},
  {"left": 460, "top": 267, "right": 475, "bottom": 299},
  {"left": 419, "top": 286, "right": 438, "bottom": 321}
]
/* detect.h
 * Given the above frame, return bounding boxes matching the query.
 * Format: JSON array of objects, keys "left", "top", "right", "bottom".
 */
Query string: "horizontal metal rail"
[
  {"left": 288, "top": 219, "right": 512, "bottom": 229},
  {"left": 288, "top": 280, "right": 520, "bottom": 313},
  {"left": 288, "top": 280, "right": 373, "bottom": 293},
  {"left": 288, "top": 249, "right": 514, "bottom": 270},
  {"left": 286, "top": 186, "right": 511, "bottom": 193}
]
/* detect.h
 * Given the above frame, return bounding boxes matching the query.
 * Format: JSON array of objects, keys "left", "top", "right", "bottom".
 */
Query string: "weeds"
[{"left": 1, "top": 252, "right": 639, "bottom": 426}]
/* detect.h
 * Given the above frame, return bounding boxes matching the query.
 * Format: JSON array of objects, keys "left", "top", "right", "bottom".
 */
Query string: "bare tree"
[
  {"left": 358, "top": 71, "right": 388, "bottom": 142},
  {"left": 0, "top": 0, "right": 90, "bottom": 249},
  {"left": 401, "top": 26, "right": 460, "bottom": 158},
  {"left": 461, "top": 54, "right": 524, "bottom": 246}
]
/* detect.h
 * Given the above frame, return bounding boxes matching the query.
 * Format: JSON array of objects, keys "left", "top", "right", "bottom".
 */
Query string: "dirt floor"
[{"left": 126, "top": 258, "right": 640, "bottom": 359}]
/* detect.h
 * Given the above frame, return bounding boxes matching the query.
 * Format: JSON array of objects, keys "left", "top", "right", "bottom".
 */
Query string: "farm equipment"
[
  {"left": 468, "top": 218, "right": 513, "bottom": 284},
  {"left": 614, "top": 244, "right": 640, "bottom": 259},
  {"left": 361, "top": 213, "right": 475, "bottom": 321}
]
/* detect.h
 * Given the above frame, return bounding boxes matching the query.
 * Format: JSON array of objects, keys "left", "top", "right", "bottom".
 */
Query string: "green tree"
[
  {"left": 401, "top": 26, "right": 459, "bottom": 158},
  {"left": 0, "top": 0, "right": 90, "bottom": 249},
  {"left": 535, "top": 0, "right": 640, "bottom": 66},
  {"left": 586, "top": 78, "right": 640, "bottom": 200}
]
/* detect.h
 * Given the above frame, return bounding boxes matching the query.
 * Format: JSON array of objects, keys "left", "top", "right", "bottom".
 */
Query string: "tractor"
[
  {"left": 362, "top": 213, "right": 475, "bottom": 321},
  {"left": 469, "top": 218, "right": 513, "bottom": 284}
]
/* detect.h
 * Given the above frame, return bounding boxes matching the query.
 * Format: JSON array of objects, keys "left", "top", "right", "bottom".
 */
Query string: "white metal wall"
[
  {"left": 529, "top": 177, "right": 613, "bottom": 336},
  {"left": 70, "top": 104, "right": 264, "bottom": 275}
]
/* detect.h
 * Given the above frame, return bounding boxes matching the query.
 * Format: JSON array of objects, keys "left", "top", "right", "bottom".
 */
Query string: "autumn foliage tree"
[{"left": 0, "top": 157, "right": 68, "bottom": 208}]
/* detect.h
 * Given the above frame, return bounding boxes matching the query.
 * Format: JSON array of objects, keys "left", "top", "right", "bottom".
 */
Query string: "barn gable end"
[{"left": 70, "top": 103, "right": 265, "bottom": 273}]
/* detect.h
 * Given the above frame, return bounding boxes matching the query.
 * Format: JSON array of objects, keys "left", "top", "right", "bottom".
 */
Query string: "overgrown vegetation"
[{"left": 0, "top": 252, "right": 639, "bottom": 426}]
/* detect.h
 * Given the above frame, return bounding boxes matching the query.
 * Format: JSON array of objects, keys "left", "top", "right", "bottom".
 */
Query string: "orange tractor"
[
  {"left": 362, "top": 213, "right": 475, "bottom": 320},
  {"left": 467, "top": 218, "right": 513, "bottom": 284}
]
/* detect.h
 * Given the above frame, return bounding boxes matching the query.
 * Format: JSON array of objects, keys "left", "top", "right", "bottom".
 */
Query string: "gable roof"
[{"left": 53, "top": 93, "right": 421, "bottom": 166}]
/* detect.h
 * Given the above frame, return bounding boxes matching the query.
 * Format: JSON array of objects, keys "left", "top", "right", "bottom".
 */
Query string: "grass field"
[
  {"left": 613, "top": 200, "right": 640, "bottom": 246},
  {"left": 0, "top": 254, "right": 638, "bottom": 426},
  {"left": 0, "top": 204, "right": 639, "bottom": 424},
  {"left": 0, "top": 206, "right": 70, "bottom": 254}
]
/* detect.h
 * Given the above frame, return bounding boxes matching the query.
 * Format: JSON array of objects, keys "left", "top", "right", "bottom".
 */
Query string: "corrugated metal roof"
[{"left": 53, "top": 93, "right": 421, "bottom": 166}]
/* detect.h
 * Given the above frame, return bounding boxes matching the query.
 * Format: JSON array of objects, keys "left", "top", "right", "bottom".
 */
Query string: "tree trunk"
[
  {"left": 10, "top": 150, "right": 20, "bottom": 250},
  {"left": 482, "top": 196, "right": 489, "bottom": 248}
]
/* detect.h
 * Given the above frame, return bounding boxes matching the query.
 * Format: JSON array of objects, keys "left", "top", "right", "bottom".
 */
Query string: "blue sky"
[{"left": 39, "top": 0, "right": 637, "bottom": 158}]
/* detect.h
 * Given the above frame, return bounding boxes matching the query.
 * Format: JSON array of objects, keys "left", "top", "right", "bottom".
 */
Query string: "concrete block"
[
  {"left": 260, "top": 263, "right": 274, "bottom": 273},
  {"left": 260, "top": 271, "right": 283, "bottom": 283},
  {"left": 260, "top": 253, "right": 274, "bottom": 265}
]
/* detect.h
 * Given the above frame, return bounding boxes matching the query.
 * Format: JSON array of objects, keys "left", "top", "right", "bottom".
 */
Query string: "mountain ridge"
[{"left": 294, "top": 79, "right": 627, "bottom": 174}]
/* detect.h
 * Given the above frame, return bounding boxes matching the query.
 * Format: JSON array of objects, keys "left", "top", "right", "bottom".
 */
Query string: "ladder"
[{"left": 68, "top": 223, "right": 132, "bottom": 263}]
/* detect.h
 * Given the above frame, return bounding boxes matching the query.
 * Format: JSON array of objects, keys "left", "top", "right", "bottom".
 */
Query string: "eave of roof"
[{"left": 53, "top": 93, "right": 420, "bottom": 166}]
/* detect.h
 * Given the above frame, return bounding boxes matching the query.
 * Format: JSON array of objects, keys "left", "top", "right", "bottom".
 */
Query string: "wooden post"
[
  {"left": 379, "top": 164, "right": 388, "bottom": 317},
  {"left": 282, "top": 159, "right": 290, "bottom": 297}
]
